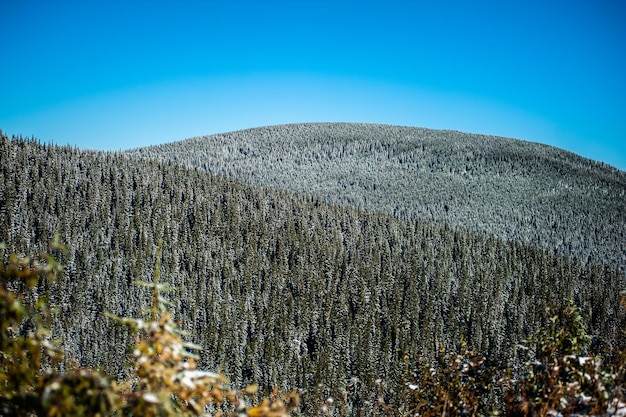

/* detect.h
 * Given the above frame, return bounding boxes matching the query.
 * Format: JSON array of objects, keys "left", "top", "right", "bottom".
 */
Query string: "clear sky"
[{"left": 1, "top": 0, "right": 625, "bottom": 170}]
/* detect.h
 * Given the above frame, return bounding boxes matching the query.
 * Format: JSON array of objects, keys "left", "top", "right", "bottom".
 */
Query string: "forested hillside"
[
  {"left": 1, "top": 133, "right": 625, "bottom": 413},
  {"left": 127, "top": 123, "right": 626, "bottom": 274}
]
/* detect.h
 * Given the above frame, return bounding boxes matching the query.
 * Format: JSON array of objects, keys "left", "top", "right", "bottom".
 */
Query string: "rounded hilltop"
[{"left": 127, "top": 122, "right": 626, "bottom": 273}]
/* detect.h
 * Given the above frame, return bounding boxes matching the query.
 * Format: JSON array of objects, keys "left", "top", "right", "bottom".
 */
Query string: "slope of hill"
[
  {"left": 1, "top": 133, "right": 625, "bottom": 413},
  {"left": 127, "top": 123, "right": 626, "bottom": 273}
]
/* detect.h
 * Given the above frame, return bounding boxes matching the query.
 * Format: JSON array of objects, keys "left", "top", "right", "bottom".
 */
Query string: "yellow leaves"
[
  {"left": 247, "top": 405, "right": 269, "bottom": 417},
  {"left": 245, "top": 383, "right": 260, "bottom": 394},
  {"left": 247, "top": 398, "right": 290, "bottom": 417},
  {"left": 245, "top": 389, "right": 300, "bottom": 417}
]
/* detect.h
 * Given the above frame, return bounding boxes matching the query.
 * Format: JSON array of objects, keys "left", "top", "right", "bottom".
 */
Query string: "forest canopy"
[{"left": 1, "top": 128, "right": 625, "bottom": 415}]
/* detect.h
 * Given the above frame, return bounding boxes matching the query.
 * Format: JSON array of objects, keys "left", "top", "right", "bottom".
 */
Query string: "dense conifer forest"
[
  {"left": 127, "top": 123, "right": 626, "bottom": 273},
  {"left": 1, "top": 126, "right": 625, "bottom": 414}
]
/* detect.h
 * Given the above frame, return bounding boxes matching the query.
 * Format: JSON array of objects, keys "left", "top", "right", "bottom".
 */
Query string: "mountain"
[
  {"left": 127, "top": 123, "right": 626, "bottom": 274},
  {"left": 1, "top": 128, "right": 625, "bottom": 413}
]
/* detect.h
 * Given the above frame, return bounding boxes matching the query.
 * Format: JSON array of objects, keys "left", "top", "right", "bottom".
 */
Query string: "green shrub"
[
  {"left": 399, "top": 300, "right": 626, "bottom": 417},
  {"left": 402, "top": 342, "right": 499, "bottom": 416},
  {"left": 504, "top": 301, "right": 624, "bottom": 416}
]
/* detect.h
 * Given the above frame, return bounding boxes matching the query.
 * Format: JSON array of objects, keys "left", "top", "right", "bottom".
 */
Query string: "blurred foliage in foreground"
[
  {"left": 0, "top": 242, "right": 297, "bottom": 417},
  {"left": 400, "top": 301, "right": 626, "bottom": 416},
  {"left": 1, "top": 244, "right": 625, "bottom": 416}
]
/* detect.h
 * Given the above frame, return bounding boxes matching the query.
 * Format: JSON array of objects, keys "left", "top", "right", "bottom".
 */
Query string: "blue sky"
[{"left": 1, "top": 0, "right": 625, "bottom": 170}]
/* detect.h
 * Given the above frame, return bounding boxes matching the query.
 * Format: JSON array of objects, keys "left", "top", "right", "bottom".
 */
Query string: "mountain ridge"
[{"left": 126, "top": 122, "right": 626, "bottom": 273}]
